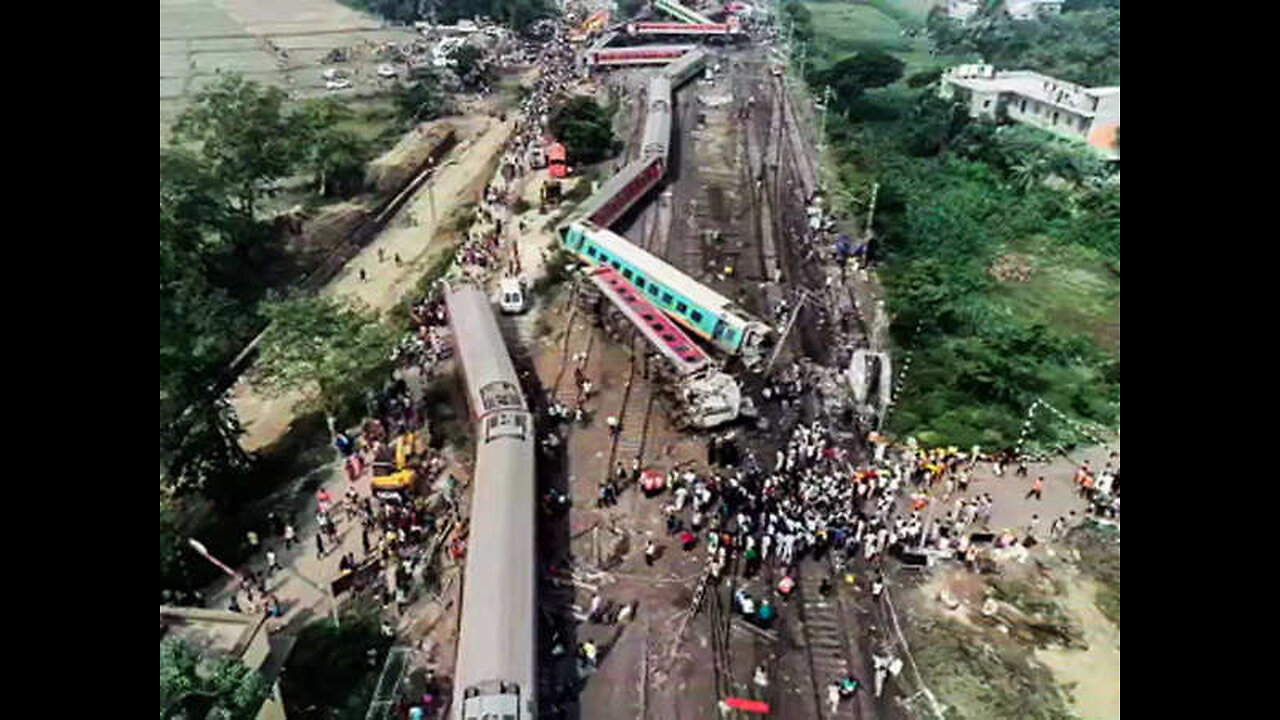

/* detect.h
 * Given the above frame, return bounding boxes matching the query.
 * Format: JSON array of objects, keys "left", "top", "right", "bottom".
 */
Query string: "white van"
[{"left": 499, "top": 277, "right": 527, "bottom": 314}]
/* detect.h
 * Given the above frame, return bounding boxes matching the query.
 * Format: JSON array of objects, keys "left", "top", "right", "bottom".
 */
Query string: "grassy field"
[
  {"left": 802, "top": 0, "right": 969, "bottom": 76},
  {"left": 159, "top": 0, "right": 415, "bottom": 143},
  {"left": 995, "top": 238, "right": 1121, "bottom": 356}
]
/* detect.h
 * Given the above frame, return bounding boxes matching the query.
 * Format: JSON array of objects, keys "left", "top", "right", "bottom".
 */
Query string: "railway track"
[
  {"left": 603, "top": 203, "right": 661, "bottom": 483},
  {"left": 797, "top": 564, "right": 860, "bottom": 720},
  {"left": 552, "top": 283, "right": 599, "bottom": 408}
]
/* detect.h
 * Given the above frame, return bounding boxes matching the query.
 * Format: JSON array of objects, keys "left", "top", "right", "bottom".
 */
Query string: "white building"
[
  {"left": 1006, "top": 0, "right": 1063, "bottom": 21},
  {"left": 940, "top": 64, "right": 1120, "bottom": 159}
]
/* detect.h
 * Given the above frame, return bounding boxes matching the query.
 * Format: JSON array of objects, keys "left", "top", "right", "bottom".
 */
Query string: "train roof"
[
  {"left": 452, "top": 433, "right": 537, "bottom": 713},
  {"left": 590, "top": 44, "right": 696, "bottom": 56},
  {"left": 663, "top": 48, "right": 708, "bottom": 85},
  {"left": 444, "top": 285, "right": 527, "bottom": 416},
  {"left": 574, "top": 157, "right": 664, "bottom": 228},
  {"left": 588, "top": 266, "right": 710, "bottom": 376},
  {"left": 572, "top": 221, "right": 759, "bottom": 323}
]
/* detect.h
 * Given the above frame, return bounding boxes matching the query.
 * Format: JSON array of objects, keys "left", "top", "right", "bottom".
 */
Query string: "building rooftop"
[
  {"left": 946, "top": 69, "right": 1117, "bottom": 117},
  {"left": 160, "top": 606, "right": 272, "bottom": 671}
]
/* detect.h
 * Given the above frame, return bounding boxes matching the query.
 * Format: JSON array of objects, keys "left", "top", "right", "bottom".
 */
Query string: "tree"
[
  {"left": 161, "top": 395, "right": 254, "bottom": 496},
  {"left": 160, "top": 148, "right": 260, "bottom": 494},
  {"left": 173, "top": 74, "right": 298, "bottom": 217},
  {"left": 902, "top": 93, "right": 969, "bottom": 157},
  {"left": 160, "top": 636, "right": 268, "bottom": 720},
  {"left": 783, "top": 2, "right": 815, "bottom": 43},
  {"left": 905, "top": 67, "right": 943, "bottom": 88},
  {"left": 927, "top": 8, "right": 1120, "bottom": 87},
  {"left": 549, "top": 96, "right": 618, "bottom": 164},
  {"left": 814, "top": 51, "right": 905, "bottom": 112},
  {"left": 254, "top": 295, "right": 400, "bottom": 420},
  {"left": 395, "top": 69, "right": 446, "bottom": 123},
  {"left": 450, "top": 44, "right": 495, "bottom": 90},
  {"left": 291, "top": 99, "right": 371, "bottom": 198},
  {"left": 280, "top": 614, "right": 393, "bottom": 720}
]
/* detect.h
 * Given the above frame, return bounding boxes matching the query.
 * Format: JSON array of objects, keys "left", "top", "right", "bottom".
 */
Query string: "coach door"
[{"left": 712, "top": 319, "right": 728, "bottom": 342}]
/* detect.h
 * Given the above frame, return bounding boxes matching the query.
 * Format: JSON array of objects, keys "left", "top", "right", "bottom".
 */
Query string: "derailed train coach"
[
  {"left": 560, "top": 221, "right": 771, "bottom": 362},
  {"left": 445, "top": 285, "right": 538, "bottom": 720}
]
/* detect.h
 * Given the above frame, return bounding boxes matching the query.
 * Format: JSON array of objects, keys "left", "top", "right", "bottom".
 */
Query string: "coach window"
[
  {"left": 634, "top": 278, "right": 645, "bottom": 290},
  {"left": 649, "top": 285, "right": 659, "bottom": 297},
  {"left": 611, "top": 261, "right": 621, "bottom": 270},
  {"left": 622, "top": 268, "right": 633, "bottom": 280},
  {"left": 598, "top": 252, "right": 608, "bottom": 263},
  {"left": 587, "top": 246, "right": 597, "bottom": 258},
  {"left": 690, "top": 310, "right": 703, "bottom": 323},
  {"left": 676, "top": 302, "right": 688, "bottom": 314},
  {"left": 662, "top": 292, "right": 673, "bottom": 305}
]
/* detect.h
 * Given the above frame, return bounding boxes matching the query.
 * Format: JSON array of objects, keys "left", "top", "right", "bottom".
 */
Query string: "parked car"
[
  {"left": 377, "top": 64, "right": 398, "bottom": 78},
  {"left": 498, "top": 277, "right": 528, "bottom": 314},
  {"left": 326, "top": 79, "right": 352, "bottom": 91}
]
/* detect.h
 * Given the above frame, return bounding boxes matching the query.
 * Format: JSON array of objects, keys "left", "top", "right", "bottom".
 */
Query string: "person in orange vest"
[
  {"left": 1025, "top": 476, "right": 1044, "bottom": 501},
  {"left": 1080, "top": 472, "right": 1095, "bottom": 501}
]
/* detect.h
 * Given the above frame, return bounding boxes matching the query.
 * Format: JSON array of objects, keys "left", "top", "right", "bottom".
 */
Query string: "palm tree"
[{"left": 1009, "top": 157, "right": 1044, "bottom": 193}]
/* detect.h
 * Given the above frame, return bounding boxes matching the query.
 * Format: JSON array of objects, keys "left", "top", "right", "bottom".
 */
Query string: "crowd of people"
[{"left": 604, "top": 360, "right": 1121, "bottom": 709}]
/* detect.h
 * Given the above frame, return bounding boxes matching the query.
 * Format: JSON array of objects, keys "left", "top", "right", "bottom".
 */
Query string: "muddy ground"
[{"left": 895, "top": 523, "right": 1120, "bottom": 719}]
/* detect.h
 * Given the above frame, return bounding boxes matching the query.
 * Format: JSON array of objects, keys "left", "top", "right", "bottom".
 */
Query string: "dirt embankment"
[{"left": 900, "top": 524, "right": 1119, "bottom": 719}]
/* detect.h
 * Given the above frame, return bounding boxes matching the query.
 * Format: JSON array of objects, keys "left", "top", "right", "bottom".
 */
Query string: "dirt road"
[{"left": 230, "top": 115, "right": 514, "bottom": 451}]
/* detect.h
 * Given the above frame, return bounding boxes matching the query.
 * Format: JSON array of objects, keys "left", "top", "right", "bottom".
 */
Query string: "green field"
[
  {"left": 802, "top": 0, "right": 968, "bottom": 76},
  {"left": 995, "top": 238, "right": 1121, "bottom": 356}
]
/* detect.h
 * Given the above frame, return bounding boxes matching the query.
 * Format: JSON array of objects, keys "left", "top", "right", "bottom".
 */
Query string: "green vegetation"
[
  {"left": 395, "top": 68, "right": 449, "bottom": 124},
  {"left": 254, "top": 295, "right": 401, "bottom": 422},
  {"left": 280, "top": 612, "right": 394, "bottom": 720},
  {"left": 795, "top": 2, "right": 1119, "bottom": 450},
  {"left": 808, "top": 50, "right": 905, "bottom": 113},
  {"left": 450, "top": 44, "right": 497, "bottom": 90},
  {"left": 340, "top": 0, "right": 555, "bottom": 32},
  {"left": 550, "top": 97, "right": 620, "bottom": 165},
  {"left": 160, "top": 635, "right": 269, "bottom": 720},
  {"left": 161, "top": 74, "right": 390, "bottom": 498},
  {"left": 926, "top": 5, "right": 1121, "bottom": 86},
  {"left": 798, "top": 1, "right": 968, "bottom": 78},
  {"left": 293, "top": 98, "right": 375, "bottom": 198},
  {"left": 161, "top": 75, "right": 425, "bottom": 600},
  {"left": 172, "top": 75, "right": 298, "bottom": 217}
]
